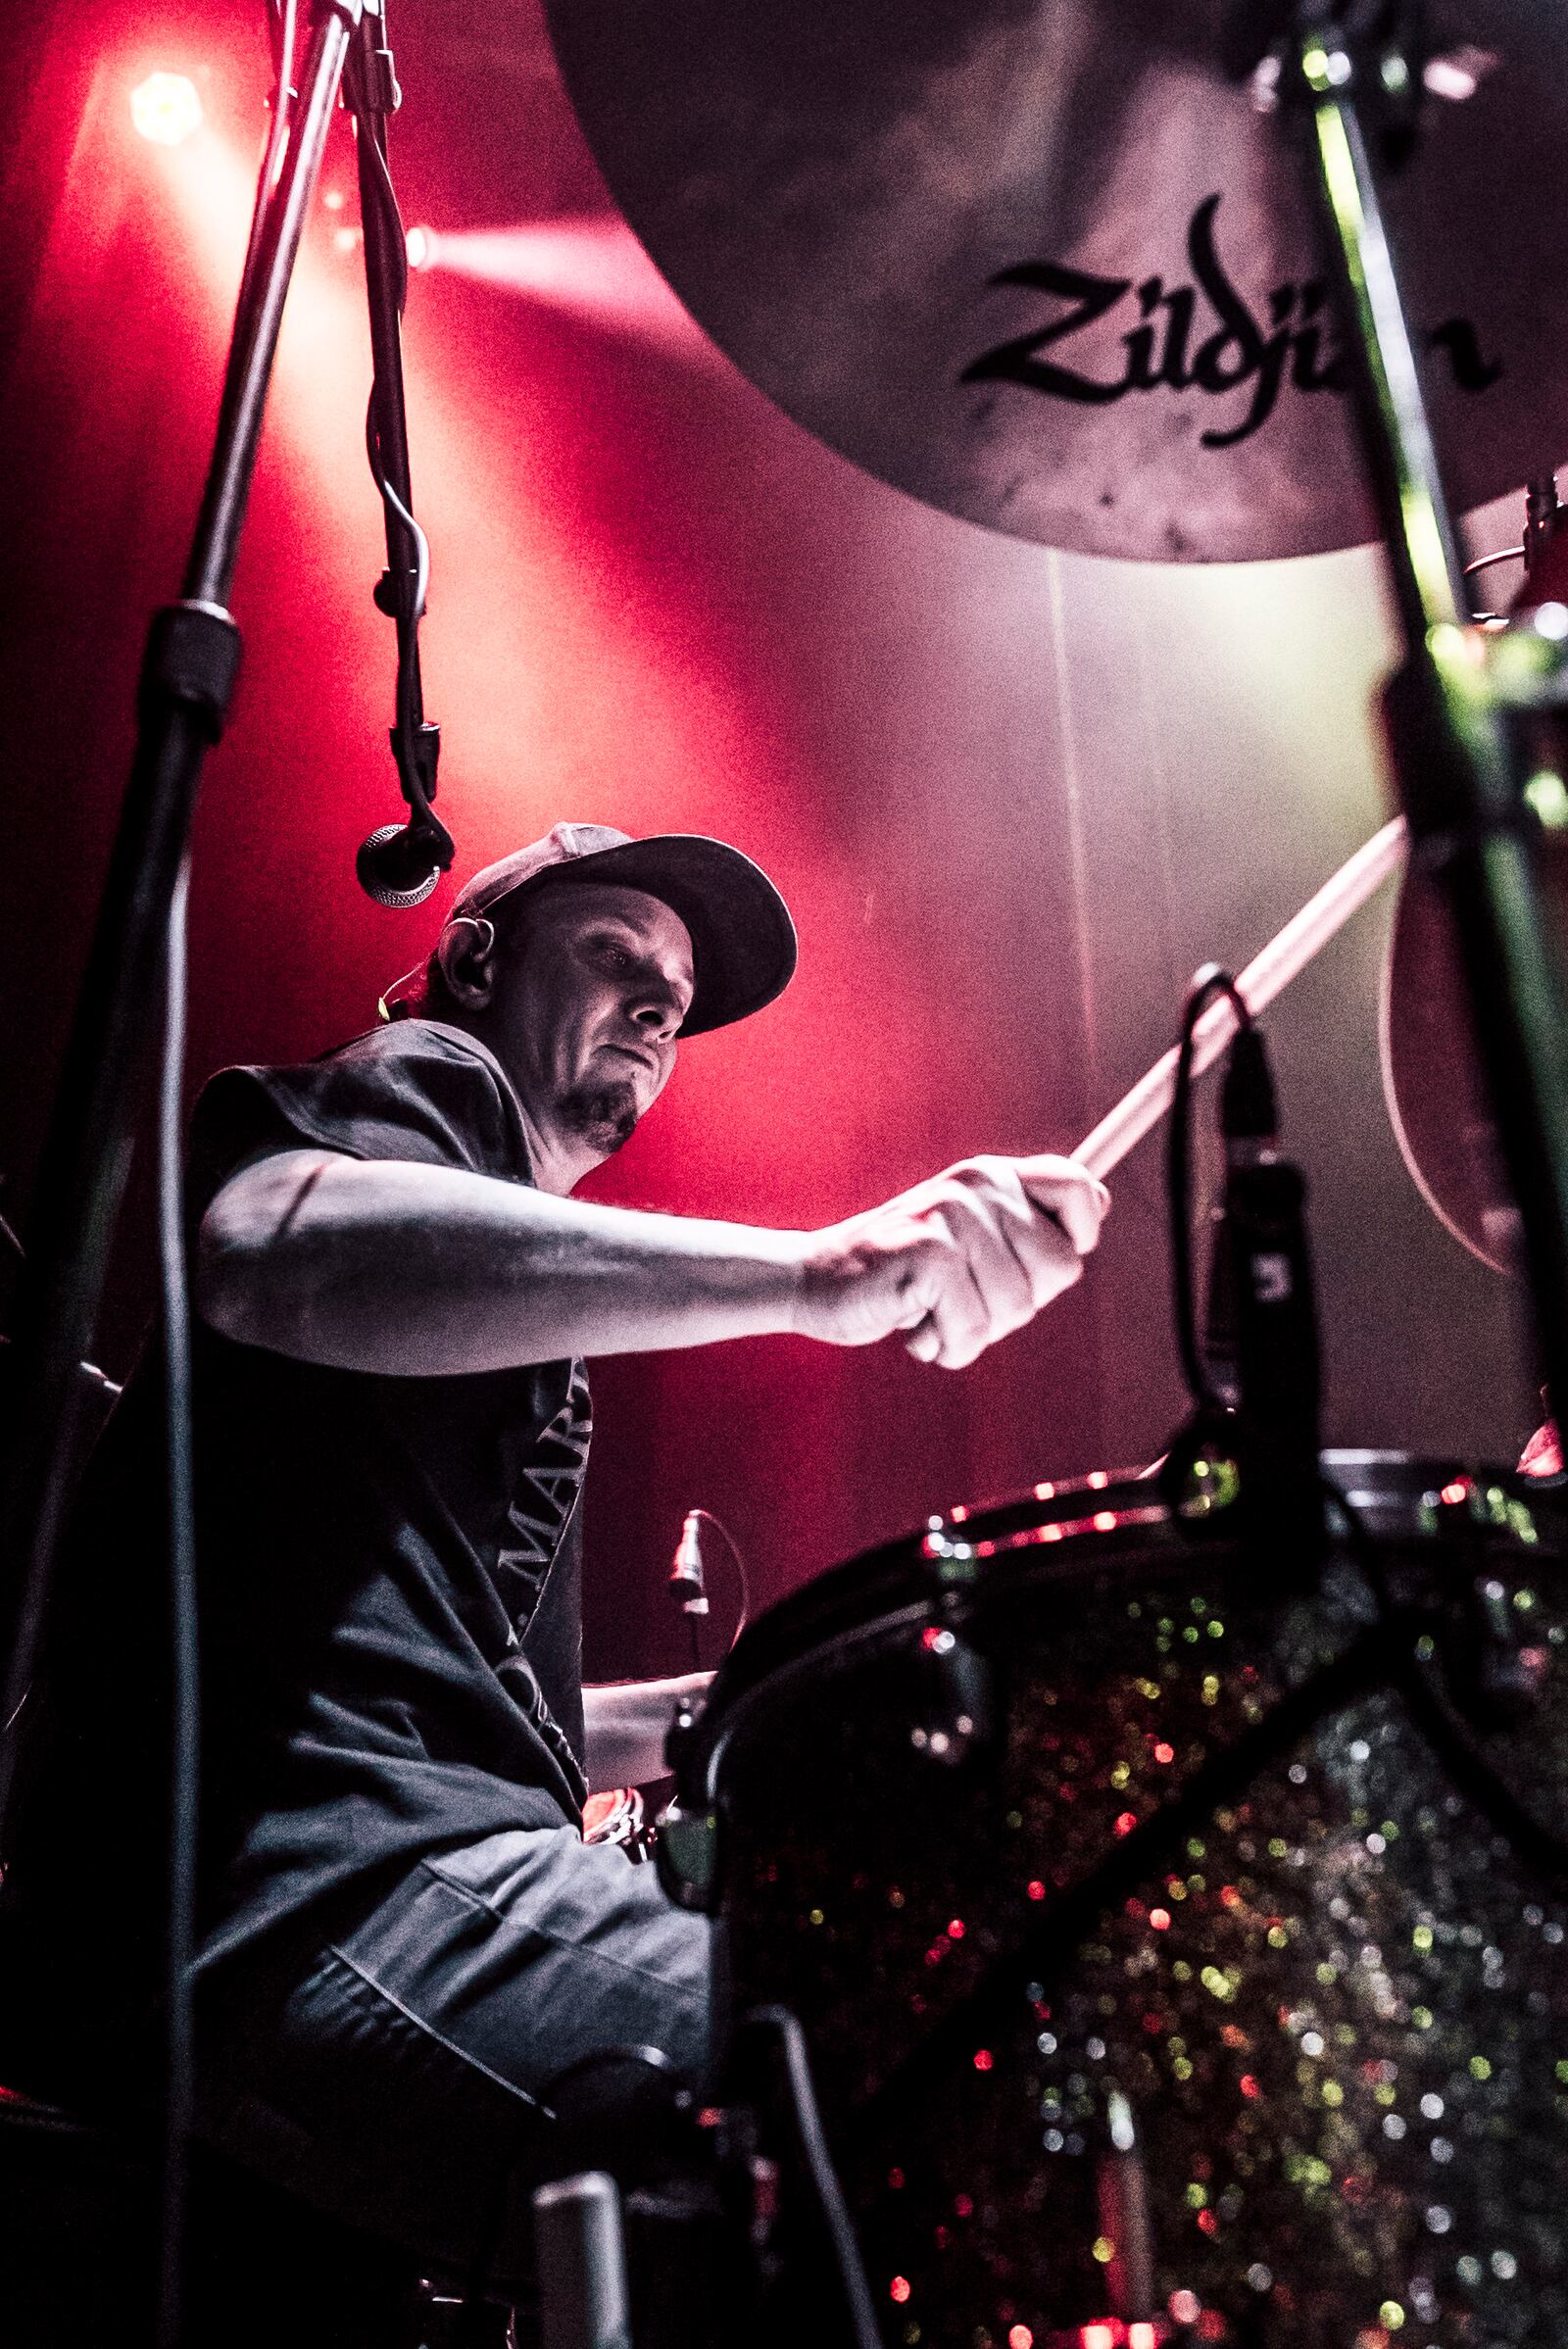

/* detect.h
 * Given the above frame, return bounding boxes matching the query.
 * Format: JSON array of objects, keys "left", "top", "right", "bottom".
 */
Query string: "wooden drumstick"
[{"left": 1074, "top": 816, "right": 1408, "bottom": 1182}]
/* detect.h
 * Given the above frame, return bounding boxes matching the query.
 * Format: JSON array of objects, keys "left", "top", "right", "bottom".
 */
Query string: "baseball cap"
[{"left": 379, "top": 821, "right": 797, "bottom": 1037}]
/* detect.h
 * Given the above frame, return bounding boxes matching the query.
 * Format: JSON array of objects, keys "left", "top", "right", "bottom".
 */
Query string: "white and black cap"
[{"left": 379, "top": 820, "right": 798, "bottom": 1037}]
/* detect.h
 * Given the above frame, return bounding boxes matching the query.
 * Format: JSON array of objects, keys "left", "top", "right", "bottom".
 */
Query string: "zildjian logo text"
[{"left": 962, "top": 192, "right": 1500, "bottom": 450}]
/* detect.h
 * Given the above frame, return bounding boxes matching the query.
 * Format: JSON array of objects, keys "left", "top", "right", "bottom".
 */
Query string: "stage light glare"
[
  {"left": 131, "top": 72, "right": 203, "bottom": 148},
  {"left": 410, "top": 220, "right": 706, "bottom": 354}
]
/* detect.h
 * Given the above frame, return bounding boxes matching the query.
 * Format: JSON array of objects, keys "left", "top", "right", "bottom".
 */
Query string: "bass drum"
[{"left": 662, "top": 1453, "right": 1568, "bottom": 2349}]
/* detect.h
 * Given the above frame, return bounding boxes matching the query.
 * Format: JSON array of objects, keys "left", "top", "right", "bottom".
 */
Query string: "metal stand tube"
[
  {"left": 1291, "top": 25, "right": 1568, "bottom": 1411},
  {"left": 534, "top": 2172, "right": 634, "bottom": 2349},
  {"left": 0, "top": 0, "right": 357, "bottom": 1831}
]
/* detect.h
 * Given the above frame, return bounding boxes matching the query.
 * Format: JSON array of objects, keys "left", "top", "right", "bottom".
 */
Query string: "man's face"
[{"left": 485, "top": 882, "right": 696, "bottom": 1167}]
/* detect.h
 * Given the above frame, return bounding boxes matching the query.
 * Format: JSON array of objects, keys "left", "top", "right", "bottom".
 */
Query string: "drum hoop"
[{"left": 687, "top": 1452, "right": 1562, "bottom": 1805}]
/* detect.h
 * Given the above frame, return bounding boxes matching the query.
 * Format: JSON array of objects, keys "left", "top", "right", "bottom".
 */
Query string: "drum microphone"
[
  {"left": 666, "top": 1503, "right": 709, "bottom": 1616},
  {"left": 669, "top": 1510, "right": 710, "bottom": 1616},
  {"left": 1208, "top": 1019, "right": 1323, "bottom": 1549},
  {"left": 669, "top": 1508, "right": 709, "bottom": 1676},
  {"left": 356, "top": 809, "right": 451, "bottom": 909},
  {"left": 670, "top": 1508, "right": 752, "bottom": 1680},
  {"left": 1202, "top": 1021, "right": 1277, "bottom": 1401}
]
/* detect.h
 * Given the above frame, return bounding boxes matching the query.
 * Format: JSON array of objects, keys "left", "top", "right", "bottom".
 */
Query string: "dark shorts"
[{"left": 197, "top": 1827, "right": 713, "bottom": 2294}]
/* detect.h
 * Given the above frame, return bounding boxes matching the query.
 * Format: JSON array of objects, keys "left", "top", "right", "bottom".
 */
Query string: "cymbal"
[{"left": 544, "top": 0, "right": 1568, "bottom": 560}]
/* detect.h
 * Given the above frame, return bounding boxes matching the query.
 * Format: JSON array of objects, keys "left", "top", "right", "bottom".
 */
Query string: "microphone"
[
  {"left": 1202, "top": 1022, "right": 1276, "bottom": 1404},
  {"left": 668, "top": 1510, "right": 709, "bottom": 1618},
  {"left": 1208, "top": 1020, "right": 1323, "bottom": 1557},
  {"left": 356, "top": 818, "right": 448, "bottom": 909}
]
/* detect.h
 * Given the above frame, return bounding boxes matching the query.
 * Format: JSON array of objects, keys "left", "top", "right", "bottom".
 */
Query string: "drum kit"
[{"left": 542, "top": 2, "right": 1568, "bottom": 2345}]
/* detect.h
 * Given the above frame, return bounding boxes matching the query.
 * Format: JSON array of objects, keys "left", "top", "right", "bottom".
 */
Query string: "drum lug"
[
  {"left": 909, "top": 1616, "right": 993, "bottom": 1764},
  {"left": 1446, "top": 1572, "right": 1547, "bottom": 1727},
  {"left": 706, "top": 2099, "right": 781, "bottom": 2270},
  {"left": 1092, "top": 2088, "right": 1158, "bottom": 2336},
  {"left": 1432, "top": 1480, "right": 1548, "bottom": 1726}
]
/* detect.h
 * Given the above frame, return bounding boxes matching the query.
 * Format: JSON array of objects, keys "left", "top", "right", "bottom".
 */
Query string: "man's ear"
[{"left": 434, "top": 914, "right": 498, "bottom": 1009}]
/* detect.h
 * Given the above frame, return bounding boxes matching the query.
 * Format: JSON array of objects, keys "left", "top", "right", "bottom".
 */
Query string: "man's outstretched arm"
[
  {"left": 581, "top": 1674, "right": 711, "bottom": 1791},
  {"left": 197, "top": 1148, "right": 1108, "bottom": 1375}
]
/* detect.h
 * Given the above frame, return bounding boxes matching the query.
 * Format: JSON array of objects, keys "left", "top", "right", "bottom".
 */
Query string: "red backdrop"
[{"left": 0, "top": 0, "right": 1532, "bottom": 1684}]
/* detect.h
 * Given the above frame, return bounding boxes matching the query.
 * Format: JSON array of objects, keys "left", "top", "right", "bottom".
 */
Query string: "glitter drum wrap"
[{"left": 669, "top": 1452, "right": 1568, "bottom": 2349}]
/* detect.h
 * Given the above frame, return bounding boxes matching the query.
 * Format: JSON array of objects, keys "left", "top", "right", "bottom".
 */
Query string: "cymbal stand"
[
  {"left": 1263, "top": 3, "right": 1568, "bottom": 1416},
  {"left": 0, "top": 6, "right": 375, "bottom": 2340},
  {"left": 0, "top": 0, "right": 364, "bottom": 1834}
]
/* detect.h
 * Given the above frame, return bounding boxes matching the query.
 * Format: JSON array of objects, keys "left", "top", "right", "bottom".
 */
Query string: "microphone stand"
[
  {"left": 347, "top": 6, "right": 453, "bottom": 905},
  {"left": 0, "top": 0, "right": 359, "bottom": 1839},
  {"left": 0, "top": 4, "right": 436, "bottom": 2336},
  {"left": 1256, "top": 4, "right": 1568, "bottom": 1427},
  {"left": 0, "top": 0, "right": 451, "bottom": 1822}
]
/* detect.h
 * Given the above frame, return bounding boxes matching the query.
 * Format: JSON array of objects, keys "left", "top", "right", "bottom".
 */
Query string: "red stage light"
[
  {"left": 406, "top": 224, "right": 434, "bottom": 271},
  {"left": 1129, "top": 2328, "right": 1158, "bottom": 2349},
  {"left": 1080, "top": 2325, "right": 1115, "bottom": 2349},
  {"left": 130, "top": 72, "right": 203, "bottom": 148}
]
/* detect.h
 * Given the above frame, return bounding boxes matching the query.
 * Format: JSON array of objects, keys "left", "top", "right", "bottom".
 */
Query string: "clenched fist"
[{"left": 793, "top": 1153, "right": 1109, "bottom": 1369}]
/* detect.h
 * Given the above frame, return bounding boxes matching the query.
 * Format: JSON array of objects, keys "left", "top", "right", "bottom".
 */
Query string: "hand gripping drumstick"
[{"left": 1073, "top": 817, "right": 1408, "bottom": 1183}]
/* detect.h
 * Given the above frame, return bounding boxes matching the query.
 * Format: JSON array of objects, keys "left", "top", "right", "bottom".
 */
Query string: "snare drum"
[{"left": 662, "top": 1453, "right": 1568, "bottom": 2348}]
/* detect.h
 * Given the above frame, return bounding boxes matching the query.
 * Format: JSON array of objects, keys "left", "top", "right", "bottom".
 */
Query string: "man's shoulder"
[
  {"left": 322, "top": 1016, "right": 507, "bottom": 1081},
  {"left": 192, "top": 1018, "right": 531, "bottom": 1192}
]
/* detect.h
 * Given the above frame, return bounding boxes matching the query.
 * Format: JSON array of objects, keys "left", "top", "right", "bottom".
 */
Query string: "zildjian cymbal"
[{"left": 543, "top": 0, "right": 1568, "bottom": 561}]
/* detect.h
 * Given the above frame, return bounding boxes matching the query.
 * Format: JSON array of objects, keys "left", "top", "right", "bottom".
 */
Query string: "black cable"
[
  {"left": 741, "top": 2005, "right": 882, "bottom": 2349},
  {"left": 362, "top": 394, "right": 433, "bottom": 822},
  {"left": 364, "top": 423, "right": 429, "bottom": 628},
  {"left": 686, "top": 1508, "right": 751, "bottom": 1654},
  {"left": 1165, "top": 963, "right": 1252, "bottom": 1408},
  {"left": 155, "top": 862, "right": 200, "bottom": 2349},
  {"left": 355, "top": 113, "right": 411, "bottom": 314},
  {"left": 346, "top": 24, "right": 447, "bottom": 860}
]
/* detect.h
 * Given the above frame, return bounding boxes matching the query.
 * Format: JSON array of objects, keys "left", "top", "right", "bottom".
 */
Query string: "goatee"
[{"left": 558, "top": 1078, "right": 640, "bottom": 1156}]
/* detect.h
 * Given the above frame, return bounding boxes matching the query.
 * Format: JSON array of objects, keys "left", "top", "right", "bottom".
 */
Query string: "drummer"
[{"left": 6, "top": 820, "right": 1108, "bottom": 2290}]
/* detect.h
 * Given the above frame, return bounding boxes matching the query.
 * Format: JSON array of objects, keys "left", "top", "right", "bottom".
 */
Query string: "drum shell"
[{"left": 690, "top": 1455, "right": 1568, "bottom": 2347}]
